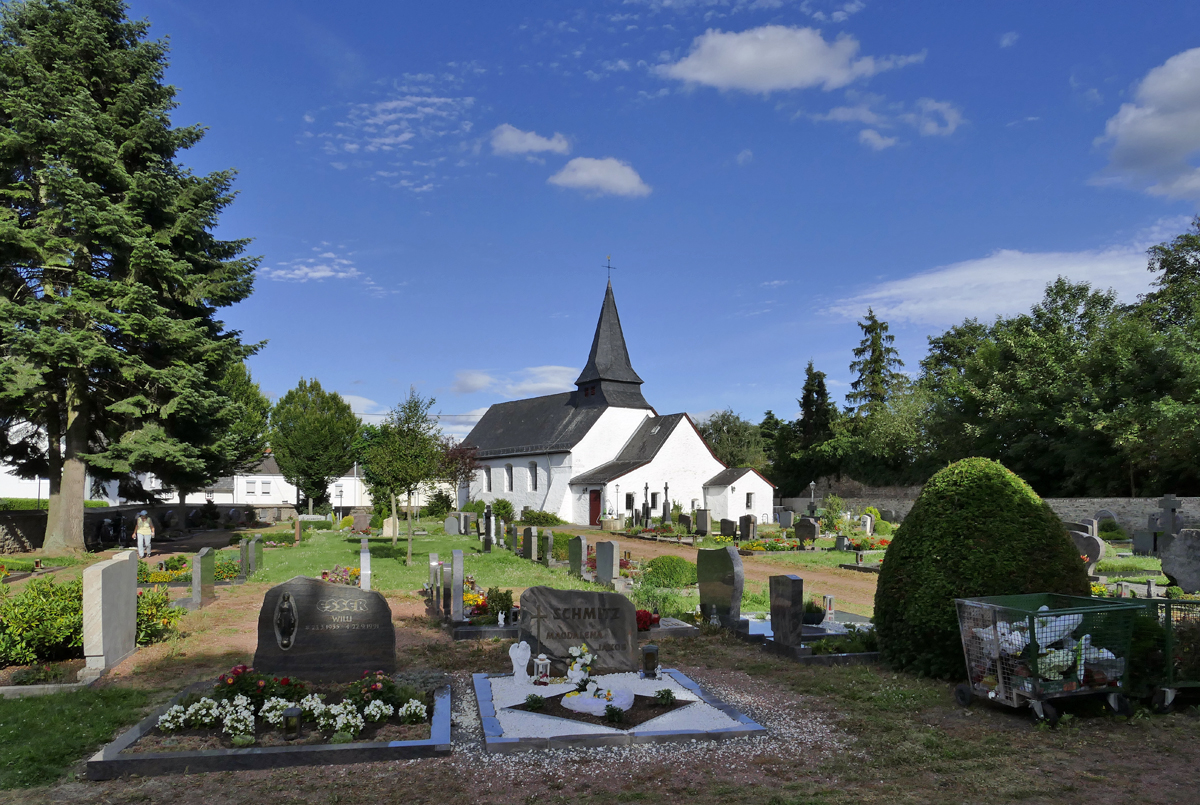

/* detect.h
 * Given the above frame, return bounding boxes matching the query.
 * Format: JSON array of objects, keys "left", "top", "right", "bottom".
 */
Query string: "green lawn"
[
  {"left": 1097, "top": 555, "right": 1161, "bottom": 575},
  {"left": 0, "top": 687, "right": 149, "bottom": 789},
  {"left": 255, "top": 523, "right": 606, "bottom": 593}
]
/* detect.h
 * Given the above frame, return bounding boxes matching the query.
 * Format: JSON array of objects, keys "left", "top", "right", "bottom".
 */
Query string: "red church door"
[{"left": 589, "top": 490, "right": 601, "bottom": 526}]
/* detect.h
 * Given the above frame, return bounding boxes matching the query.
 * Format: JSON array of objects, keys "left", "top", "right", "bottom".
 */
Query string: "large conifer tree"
[{"left": 0, "top": 0, "right": 258, "bottom": 552}]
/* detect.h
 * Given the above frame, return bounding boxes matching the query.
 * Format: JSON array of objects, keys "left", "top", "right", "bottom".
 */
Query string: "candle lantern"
[
  {"left": 641, "top": 644, "right": 659, "bottom": 679},
  {"left": 533, "top": 653, "right": 551, "bottom": 685},
  {"left": 282, "top": 706, "right": 303, "bottom": 740}
]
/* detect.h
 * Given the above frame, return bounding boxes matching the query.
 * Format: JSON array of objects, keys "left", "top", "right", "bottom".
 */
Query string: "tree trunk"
[
  {"left": 390, "top": 492, "right": 397, "bottom": 549},
  {"left": 406, "top": 490, "right": 413, "bottom": 567},
  {"left": 42, "top": 411, "right": 65, "bottom": 549},
  {"left": 308, "top": 496, "right": 313, "bottom": 516},
  {"left": 44, "top": 379, "right": 87, "bottom": 554}
]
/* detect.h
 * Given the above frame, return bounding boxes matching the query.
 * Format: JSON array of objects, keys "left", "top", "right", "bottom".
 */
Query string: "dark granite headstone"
[
  {"left": 880, "top": 508, "right": 896, "bottom": 523},
  {"left": 191, "top": 547, "right": 215, "bottom": 609},
  {"left": 249, "top": 536, "right": 264, "bottom": 575},
  {"left": 569, "top": 535, "right": 587, "bottom": 577},
  {"left": 518, "top": 586, "right": 638, "bottom": 674},
  {"left": 769, "top": 574, "right": 804, "bottom": 648},
  {"left": 1133, "top": 530, "right": 1155, "bottom": 556},
  {"left": 739, "top": 514, "right": 757, "bottom": 542},
  {"left": 695, "top": 509, "right": 711, "bottom": 536},
  {"left": 450, "top": 550, "right": 464, "bottom": 621},
  {"left": 796, "top": 518, "right": 819, "bottom": 544},
  {"left": 679, "top": 513, "right": 692, "bottom": 533},
  {"left": 252, "top": 576, "right": 396, "bottom": 681},
  {"left": 595, "top": 540, "right": 619, "bottom": 586},
  {"left": 542, "top": 530, "right": 554, "bottom": 568},
  {"left": 522, "top": 527, "right": 537, "bottom": 561},
  {"left": 720, "top": 518, "right": 737, "bottom": 537},
  {"left": 697, "top": 547, "right": 743, "bottom": 627}
]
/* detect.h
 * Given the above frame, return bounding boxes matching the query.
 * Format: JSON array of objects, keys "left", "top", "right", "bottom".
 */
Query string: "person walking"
[{"left": 135, "top": 510, "right": 155, "bottom": 558}]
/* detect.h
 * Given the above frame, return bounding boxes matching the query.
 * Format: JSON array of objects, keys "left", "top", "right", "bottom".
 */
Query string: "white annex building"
[{"left": 463, "top": 281, "right": 774, "bottom": 525}]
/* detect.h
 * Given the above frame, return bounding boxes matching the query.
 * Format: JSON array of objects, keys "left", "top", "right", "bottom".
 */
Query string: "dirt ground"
[{"left": 7, "top": 581, "right": 1200, "bottom": 805}]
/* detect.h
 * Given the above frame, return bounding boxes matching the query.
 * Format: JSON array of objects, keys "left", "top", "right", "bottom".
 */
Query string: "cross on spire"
[{"left": 603, "top": 255, "right": 615, "bottom": 280}]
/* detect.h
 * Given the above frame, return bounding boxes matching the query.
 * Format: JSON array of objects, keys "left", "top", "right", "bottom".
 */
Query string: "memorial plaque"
[
  {"left": 697, "top": 546, "right": 744, "bottom": 627},
  {"left": 352, "top": 512, "right": 371, "bottom": 532},
  {"left": 769, "top": 574, "right": 804, "bottom": 647},
  {"left": 253, "top": 576, "right": 396, "bottom": 682},
  {"left": 518, "top": 586, "right": 638, "bottom": 674}
]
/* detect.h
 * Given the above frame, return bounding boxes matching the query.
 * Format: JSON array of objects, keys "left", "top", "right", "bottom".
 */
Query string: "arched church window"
[
  {"left": 505, "top": 464, "right": 513, "bottom": 492},
  {"left": 528, "top": 462, "right": 538, "bottom": 491},
  {"left": 483, "top": 467, "right": 491, "bottom": 493}
]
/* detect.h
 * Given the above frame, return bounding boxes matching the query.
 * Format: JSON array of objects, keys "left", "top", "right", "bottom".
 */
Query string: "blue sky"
[{"left": 134, "top": 0, "right": 1200, "bottom": 435}]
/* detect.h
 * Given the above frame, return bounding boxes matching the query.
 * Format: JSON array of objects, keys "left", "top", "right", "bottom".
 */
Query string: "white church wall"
[{"left": 704, "top": 471, "right": 775, "bottom": 524}]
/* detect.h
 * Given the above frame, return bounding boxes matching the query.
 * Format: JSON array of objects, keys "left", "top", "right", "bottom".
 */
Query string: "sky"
[{"left": 131, "top": 0, "right": 1200, "bottom": 436}]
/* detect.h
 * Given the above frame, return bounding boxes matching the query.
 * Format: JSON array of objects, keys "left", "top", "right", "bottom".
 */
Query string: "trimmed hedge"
[
  {"left": 874, "top": 458, "right": 1089, "bottom": 679},
  {"left": 0, "top": 499, "right": 109, "bottom": 510},
  {"left": 642, "top": 555, "right": 698, "bottom": 588},
  {"left": 520, "top": 510, "right": 565, "bottom": 528}
]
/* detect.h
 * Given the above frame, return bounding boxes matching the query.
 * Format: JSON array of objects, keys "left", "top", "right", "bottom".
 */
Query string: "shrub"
[
  {"left": 214, "top": 552, "right": 240, "bottom": 581},
  {"left": 135, "top": 586, "right": 185, "bottom": 645},
  {"left": 426, "top": 490, "right": 454, "bottom": 519},
  {"left": 641, "top": 555, "right": 698, "bottom": 588},
  {"left": 861, "top": 505, "right": 882, "bottom": 521},
  {"left": 1099, "top": 518, "right": 1127, "bottom": 541},
  {"left": 491, "top": 498, "right": 514, "bottom": 523},
  {"left": 874, "top": 458, "right": 1089, "bottom": 679},
  {"left": 339, "top": 516, "right": 354, "bottom": 530},
  {"left": 485, "top": 587, "right": 513, "bottom": 618},
  {"left": 0, "top": 498, "right": 107, "bottom": 510},
  {"left": 369, "top": 513, "right": 382, "bottom": 529},
  {"left": 820, "top": 495, "right": 845, "bottom": 533},
  {"left": 551, "top": 533, "right": 570, "bottom": 561},
  {"left": 0, "top": 578, "right": 83, "bottom": 666},
  {"left": 804, "top": 596, "right": 824, "bottom": 615},
  {"left": 460, "top": 499, "right": 486, "bottom": 516},
  {"left": 521, "top": 510, "right": 564, "bottom": 527},
  {"left": 873, "top": 520, "right": 894, "bottom": 537},
  {"left": 654, "top": 688, "right": 675, "bottom": 706},
  {"left": 809, "top": 629, "right": 879, "bottom": 656},
  {"left": 604, "top": 704, "right": 624, "bottom": 723},
  {"left": 525, "top": 694, "right": 545, "bottom": 711},
  {"left": 212, "top": 664, "right": 308, "bottom": 709},
  {"left": 344, "top": 670, "right": 422, "bottom": 711}
]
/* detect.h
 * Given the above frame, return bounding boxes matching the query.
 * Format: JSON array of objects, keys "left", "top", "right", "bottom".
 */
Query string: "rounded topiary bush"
[
  {"left": 874, "top": 457, "right": 1089, "bottom": 679},
  {"left": 641, "top": 555, "right": 698, "bottom": 588}
]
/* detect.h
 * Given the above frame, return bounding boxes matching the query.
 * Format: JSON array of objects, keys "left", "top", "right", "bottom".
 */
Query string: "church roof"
[
  {"left": 463, "top": 392, "right": 607, "bottom": 459},
  {"left": 575, "top": 280, "right": 643, "bottom": 386},
  {"left": 569, "top": 414, "right": 686, "bottom": 485},
  {"left": 704, "top": 466, "right": 777, "bottom": 489}
]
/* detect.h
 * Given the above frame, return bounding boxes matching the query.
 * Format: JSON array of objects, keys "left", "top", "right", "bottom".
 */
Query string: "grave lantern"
[
  {"left": 33, "top": 559, "right": 43, "bottom": 571},
  {"left": 282, "top": 706, "right": 303, "bottom": 740},
  {"left": 641, "top": 644, "right": 659, "bottom": 679},
  {"left": 533, "top": 653, "right": 551, "bottom": 684}
]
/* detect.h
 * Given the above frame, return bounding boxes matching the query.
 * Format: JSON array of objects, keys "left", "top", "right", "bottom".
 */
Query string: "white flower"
[
  {"left": 221, "top": 700, "right": 256, "bottom": 736},
  {"left": 299, "top": 693, "right": 327, "bottom": 721},
  {"left": 397, "top": 698, "right": 427, "bottom": 724},
  {"left": 157, "top": 705, "right": 187, "bottom": 732},
  {"left": 317, "top": 701, "right": 364, "bottom": 736},
  {"left": 363, "top": 699, "right": 394, "bottom": 723},
  {"left": 259, "top": 697, "right": 293, "bottom": 727},
  {"left": 184, "top": 697, "right": 223, "bottom": 728}
]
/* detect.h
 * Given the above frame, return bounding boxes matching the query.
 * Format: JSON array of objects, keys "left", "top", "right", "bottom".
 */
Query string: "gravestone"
[
  {"left": 427, "top": 553, "right": 441, "bottom": 616},
  {"left": 359, "top": 538, "right": 372, "bottom": 591},
  {"left": 352, "top": 513, "right": 370, "bottom": 532},
  {"left": 250, "top": 535, "right": 264, "bottom": 575},
  {"left": 450, "top": 550, "right": 464, "bottom": 621},
  {"left": 238, "top": 538, "right": 250, "bottom": 580},
  {"left": 697, "top": 546, "right": 744, "bottom": 628},
  {"left": 522, "top": 527, "right": 538, "bottom": 561},
  {"left": 191, "top": 547, "right": 215, "bottom": 609},
  {"left": 1160, "top": 529, "right": 1200, "bottom": 593},
  {"left": 739, "top": 514, "right": 757, "bottom": 542},
  {"left": 382, "top": 517, "right": 399, "bottom": 538},
  {"left": 880, "top": 508, "right": 896, "bottom": 523},
  {"left": 252, "top": 576, "right": 396, "bottom": 682},
  {"left": 720, "top": 518, "right": 738, "bottom": 537},
  {"left": 779, "top": 510, "right": 795, "bottom": 529},
  {"left": 80, "top": 550, "right": 138, "bottom": 681},
  {"left": 1078, "top": 518, "right": 1100, "bottom": 537},
  {"left": 595, "top": 540, "right": 619, "bottom": 586},
  {"left": 1159, "top": 494, "right": 1184, "bottom": 536},
  {"left": 679, "top": 513, "right": 692, "bottom": 533},
  {"left": 860, "top": 514, "right": 873, "bottom": 536},
  {"left": 444, "top": 516, "right": 460, "bottom": 536},
  {"left": 1069, "top": 530, "right": 1106, "bottom": 576},
  {"left": 835, "top": 535, "right": 849, "bottom": 551},
  {"left": 1063, "top": 521, "right": 1092, "bottom": 536},
  {"left": 1133, "top": 530, "right": 1155, "bottom": 555},
  {"left": 518, "top": 586, "right": 638, "bottom": 674},
  {"left": 542, "top": 530, "right": 554, "bottom": 568},
  {"left": 1095, "top": 509, "right": 1120, "bottom": 527},
  {"left": 769, "top": 575, "right": 805, "bottom": 648},
  {"left": 695, "top": 509, "right": 711, "bottom": 537},
  {"left": 796, "top": 518, "right": 819, "bottom": 544},
  {"left": 569, "top": 535, "right": 587, "bottom": 577}
]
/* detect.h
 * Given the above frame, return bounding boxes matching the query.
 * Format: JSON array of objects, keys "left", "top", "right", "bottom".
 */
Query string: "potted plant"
[{"left": 803, "top": 596, "right": 825, "bottom": 625}]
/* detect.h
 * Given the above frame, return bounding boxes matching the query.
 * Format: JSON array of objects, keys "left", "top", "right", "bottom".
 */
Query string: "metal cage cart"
[
  {"left": 1142, "top": 599, "right": 1200, "bottom": 712},
  {"left": 954, "top": 593, "right": 1144, "bottom": 725}
]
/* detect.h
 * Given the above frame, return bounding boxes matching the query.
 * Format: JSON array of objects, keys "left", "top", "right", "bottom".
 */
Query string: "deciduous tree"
[{"left": 269, "top": 379, "right": 357, "bottom": 514}]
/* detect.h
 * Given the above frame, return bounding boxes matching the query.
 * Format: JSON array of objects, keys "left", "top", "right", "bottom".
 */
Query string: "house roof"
[
  {"left": 463, "top": 392, "right": 608, "bottom": 459},
  {"left": 569, "top": 414, "right": 684, "bottom": 485},
  {"left": 703, "top": 466, "right": 777, "bottom": 488},
  {"left": 575, "top": 280, "right": 644, "bottom": 386}
]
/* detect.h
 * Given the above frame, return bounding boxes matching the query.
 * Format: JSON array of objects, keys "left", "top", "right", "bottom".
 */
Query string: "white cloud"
[
  {"left": 761, "top": 279, "right": 789, "bottom": 287},
  {"left": 657, "top": 26, "right": 925, "bottom": 94},
  {"left": 858, "top": 128, "right": 896, "bottom": 150},
  {"left": 900, "top": 98, "right": 964, "bottom": 136},
  {"left": 736, "top": 148, "right": 754, "bottom": 165},
  {"left": 435, "top": 407, "right": 488, "bottom": 439},
  {"left": 999, "top": 31, "right": 1019, "bottom": 48},
  {"left": 503, "top": 366, "right": 579, "bottom": 397},
  {"left": 490, "top": 124, "right": 571, "bottom": 156},
  {"left": 1096, "top": 47, "right": 1200, "bottom": 200},
  {"left": 451, "top": 370, "right": 496, "bottom": 394},
  {"left": 548, "top": 157, "right": 652, "bottom": 197},
  {"left": 813, "top": 99, "right": 886, "bottom": 125},
  {"left": 258, "top": 249, "right": 361, "bottom": 282},
  {"left": 830, "top": 245, "right": 1154, "bottom": 326}
]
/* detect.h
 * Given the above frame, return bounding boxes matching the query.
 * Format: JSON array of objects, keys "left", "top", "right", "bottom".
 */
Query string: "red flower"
[
  {"left": 226, "top": 677, "right": 235, "bottom": 685},
  {"left": 257, "top": 679, "right": 266, "bottom": 688},
  {"left": 280, "top": 677, "right": 290, "bottom": 686}
]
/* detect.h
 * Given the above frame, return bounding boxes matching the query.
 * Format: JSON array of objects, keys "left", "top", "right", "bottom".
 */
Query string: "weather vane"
[{"left": 603, "top": 255, "right": 615, "bottom": 280}]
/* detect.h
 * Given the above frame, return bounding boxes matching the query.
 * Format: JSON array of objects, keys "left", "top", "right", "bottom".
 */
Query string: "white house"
[{"left": 463, "top": 281, "right": 776, "bottom": 525}]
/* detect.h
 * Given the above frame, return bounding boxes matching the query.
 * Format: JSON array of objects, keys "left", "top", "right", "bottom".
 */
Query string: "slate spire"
[{"left": 576, "top": 280, "right": 643, "bottom": 386}]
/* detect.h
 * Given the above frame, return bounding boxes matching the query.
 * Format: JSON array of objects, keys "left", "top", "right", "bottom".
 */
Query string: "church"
[{"left": 463, "top": 282, "right": 775, "bottom": 526}]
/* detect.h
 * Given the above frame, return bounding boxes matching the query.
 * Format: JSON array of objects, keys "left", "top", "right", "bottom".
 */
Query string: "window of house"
[
  {"left": 625, "top": 493, "right": 634, "bottom": 511},
  {"left": 483, "top": 467, "right": 492, "bottom": 493},
  {"left": 528, "top": 462, "right": 538, "bottom": 491},
  {"left": 246, "top": 480, "right": 256, "bottom": 495},
  {"left": 651, "top": 492, "right": 659, "bottom": 509},
  {"left": 505, "top": 464, "right": 513, "bottom": 492},
  {"left": 746, "top": 492, "right": 754, "bottom": 510},
  {"left": 262, "top": 480, "right": 271, "bottom": 496}
]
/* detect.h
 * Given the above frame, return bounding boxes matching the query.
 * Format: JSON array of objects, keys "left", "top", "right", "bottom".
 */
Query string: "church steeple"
[{"left": 574, "top": 280, "right": 651, "bottom": 410}]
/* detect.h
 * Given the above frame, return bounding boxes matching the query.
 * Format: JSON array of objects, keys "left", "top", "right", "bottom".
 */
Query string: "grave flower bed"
[
  {"left": 847, "top": 535, "right": 891, "bottom": 552},
  {"left": 319, "top": 566, "right": 360, "bottom": 585},
  {"left": 742, "top": 538, "right": 802, "bottom": 552},
  {"left": 127, "top": 665, "right": 441, "bottom": 752}
]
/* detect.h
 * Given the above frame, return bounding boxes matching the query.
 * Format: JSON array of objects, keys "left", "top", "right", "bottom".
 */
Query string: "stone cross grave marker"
[
  {"left": 769, "top": 574, "right": 805, "bottom": 648},
  {"left": 695, "top": 509, "right": 711, "bottom": 536},
  {"left": 1159, "top": 494, "right": 1183, "bottom": 536},
  {"left": 250, "top": 536, "right": 264, "bottom": 575},
  {"left": 720, "top": 518, "right": 737, "bottom": 537},
  {"left": 522, "top": 527, "right": 538, "bottom": 562},
  {"left": 451, "top": 550, "right": 464, "bottom": 621},
  {"left": 253, "top": 576, "right": 395, "bottom": 682},
  {"left": 518, "top": 586, "right": 638, "bottom": 674},
  {"left": 444, "top": 516, "right": 460, "bottom": 536},
  {"left": 359, "top": 538, "right": 372, "bottom": 591},
  {"left": 190, "top": 547, "right": 215, "bottom": 609},
  {"left": 542, "top": 530, "right": 553, "bottom": 567},
  {"left": 739, "top": 514, "right": 757, "bottom": 542},
  {"left": 697, "top": 546, "right": 744, "bottom": 628},
  {"left": 569, "top": 535, "right": 587, "bottom": 577},
  {"left": 663, "top": 483, "right": 672, "bottom": 525},
  {"left": 595, "top": 540, "right": 619, "bottom": 586},
  {"left": 80, "top": 550, "right": 138, "bottom": 682}
]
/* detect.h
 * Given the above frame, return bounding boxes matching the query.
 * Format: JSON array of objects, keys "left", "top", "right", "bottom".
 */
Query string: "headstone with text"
[
  {"left": 697, "top": 546, "right": 744, "bottom": 628},
  {"left": 796, "top": 518, "right": 819, "bottom": 544},
  {"left": 518, "top": 586, "right": 638, "bottom": 674},
  {"left": 769, "top": 574, "right": 805, "bottom": 648},
  {"left": 738, "top": 514, "right": 756, "bottom": 541}
]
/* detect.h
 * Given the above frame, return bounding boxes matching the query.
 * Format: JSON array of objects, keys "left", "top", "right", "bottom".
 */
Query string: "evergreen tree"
[
  {"left": 847, "top": 308, "right": 904, "bottom": 412},
  {"left": 269, "top": 379, "right": 358, "bottom": 514},
  {"left": 798, "top": 361, "right": 835, "bottom": 446},
  {"left": 1143, "top": 215, "right": 1200, "bottom": 330},
  {"left": 697, "top": 409, "right": 766, "bottom": 470},
  {"left": 0, "top": 0, "right": 258, "bottom": 551}
]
